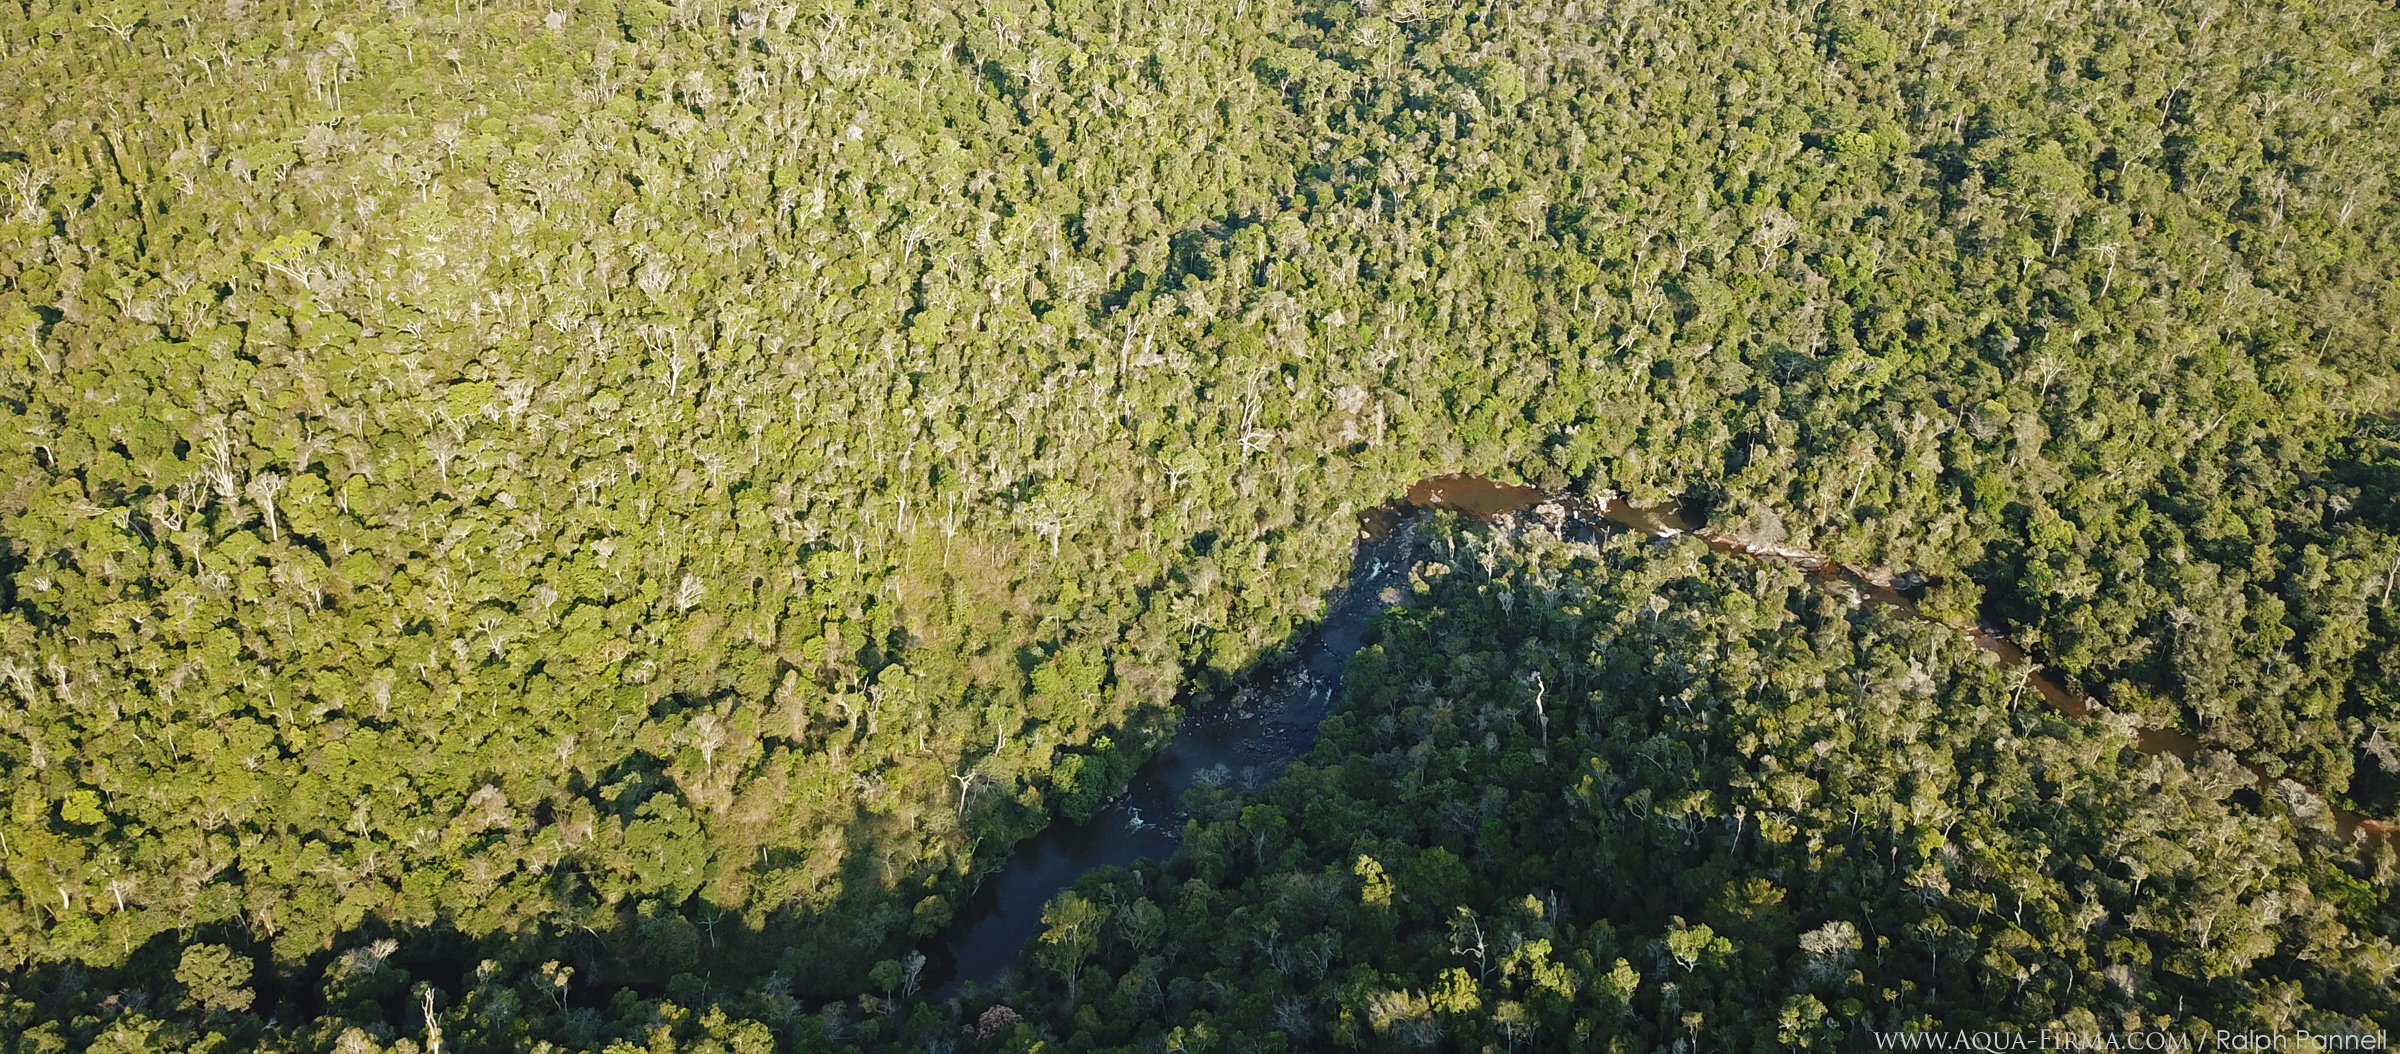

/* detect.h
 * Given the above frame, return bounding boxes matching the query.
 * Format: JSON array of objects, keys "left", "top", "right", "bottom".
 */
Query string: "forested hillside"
[
  {"left": 0, "top": 0, "right": 2395, "bottom": 1048},
  {"left": 995, "top": 524, "right": 2400, "bottom": 1051}
]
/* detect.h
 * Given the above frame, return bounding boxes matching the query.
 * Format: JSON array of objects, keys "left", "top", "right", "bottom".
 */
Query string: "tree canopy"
[
  {"left": 0, "top": 0, "right": 2394, "bottom": 1048},
  {"left": 986, "top": 523, "right": 2398, "bottom": 1051}
]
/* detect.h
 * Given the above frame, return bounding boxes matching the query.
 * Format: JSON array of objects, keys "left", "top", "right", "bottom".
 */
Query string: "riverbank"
[
  {"left": 920, "top": 517, "right": 1424, "bottom": 995},
  {"left": 925, "top": 472, "right": 2392, "bottom": 997}
]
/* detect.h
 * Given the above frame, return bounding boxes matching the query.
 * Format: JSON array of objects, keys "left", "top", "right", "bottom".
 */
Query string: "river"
[
  {"left": 921, "top": 473, "right": 2389, "bottom": 996},
  {"left": 919, "top": 520, "right": 1421, "bottom": 996}
]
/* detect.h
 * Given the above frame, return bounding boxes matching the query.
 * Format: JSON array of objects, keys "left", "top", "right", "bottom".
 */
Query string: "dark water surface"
[
  {"left": 922, "top": 524, "right": 1419, "bottom": 996},
  {"left": 926, "top": 474, "right": 2388, "bottom": 996}
]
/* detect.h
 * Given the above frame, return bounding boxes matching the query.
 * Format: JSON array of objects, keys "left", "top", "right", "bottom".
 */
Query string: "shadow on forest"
[
  {"left": 920, "top": 469, "right": 2400, "bottom": 1002},
  {"left": 913, "top": 479, "right": 1693, "bottom": 998},
  {"left": 27, "top": 471, "right": 2393, "bottom": 1026},
  {"left": 12, "top": 504, "right": 1431, "bottom": 1031},
  {"left": 914, "top": 514, "right": 1426, "bottom": 999},
  {"left": 33, "top": 806, "right": 969, "bottom": 1031}
]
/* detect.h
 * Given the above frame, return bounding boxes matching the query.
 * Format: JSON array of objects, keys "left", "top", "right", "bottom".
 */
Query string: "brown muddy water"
[{"left": 926, "top": 473, "right": 2388, "bottom": 998}]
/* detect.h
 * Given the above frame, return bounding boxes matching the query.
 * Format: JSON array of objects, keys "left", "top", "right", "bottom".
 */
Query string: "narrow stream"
[
  {"left": 920, "top": 523, "right": 1421, "bottom": 996},
  {"left": 924, "top": 473, "right": 2390, "bottom": 997}
]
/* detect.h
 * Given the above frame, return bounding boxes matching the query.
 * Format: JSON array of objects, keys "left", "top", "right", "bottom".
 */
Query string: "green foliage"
[
  {"left": 1827, "top": 14, "right": 1898, "bottom": 67},
  {"left": 56, "top": 789, "right": 103, "bottom": 828},
  {"left": 0, "top": 0, "right": 2394, "bottom": 1047},
  {"left": 1038, "top": 890, "right": 1105, "bottom": 999},
  {"left": 173, "top": 944, "right": 253, "bottom": 1015},
  {"left": 1013, "top": 525, "right": 2400, "bottom": 1050}
]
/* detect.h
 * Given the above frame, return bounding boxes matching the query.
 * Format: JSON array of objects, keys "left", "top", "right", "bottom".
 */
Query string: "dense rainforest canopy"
[
  {"left": 999, "top": 523, "right": 2400, "bottom": 1051},
  {"left": 0, "top": 0, "right": 2394, "bottom": 1048}
]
